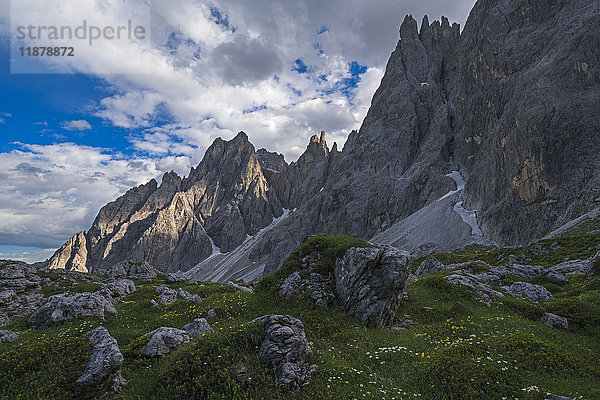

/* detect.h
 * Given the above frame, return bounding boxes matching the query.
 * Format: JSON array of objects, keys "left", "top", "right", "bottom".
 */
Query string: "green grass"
[{"left": 1, "top": 234, "right": 600, "bottom": 399}]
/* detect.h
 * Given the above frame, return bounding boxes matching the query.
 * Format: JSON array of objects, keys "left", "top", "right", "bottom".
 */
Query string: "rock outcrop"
[
  {"left": 503, "top": 282, "right": 554, "bottom": 302},
  {"left": 334, "top": 245, "right": 411, "bottom": 327},
  {"left": 140, "top": 327, "right": 190, "bottom": 356},
  {"left": 279, "top": 244, "right": 411, "bottom": 327},
  {"left": 0, "top": 329, "right": 21, "bottom": 343},
  {"left": 101, "top": 260, "right": 159, "bottom": 281},
  {"left": 155, "top": 285, "right": 201, "bottom": 305},
  {"left": 75, "top": 326, "right": 125, "bottom": 399},
  {"left": 99, "top": 279, "right": 136, "bottom": 302},
  {"left": 256, "top": 315, "right": 316, "bottom": 392},
  {"left": 28, "top": 292, "right": 117, "bottom": 329},
  {"left": 0, "top": 260, "right": 44, "bottom": 325}
]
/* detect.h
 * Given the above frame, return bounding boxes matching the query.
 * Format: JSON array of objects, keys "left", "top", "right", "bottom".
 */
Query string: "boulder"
[
  {"left": 28, "top": 292, "right": 117, "bottom": 329},
  {"left": 279, "top": 272, "right": 335, "bottom": 307},
  {"left": 0, "top": 261, "right": 44, "bottom": 325},
  {"left": 183, "top": 318, "right": 213, "bottom": 338},
  {"left": 501, "top": 264, "right": 546, "bottom": 279},
  {"left": 503, "top": 282, "right": 554, "bottom": 302},
  {"left": 140, "top": 327, "right": 190, "bottom": 356},
  {"left": 0, "top": 329, "right": 21, "bottom": 343},
  {"left": 99, "top": 279, "right": 136, "bottom": 302},
  {"left": 226, "top": 281, "right": 254, "bottom": 293},
  {"left": 548, "top": 259, "right": 594, "bottom": 277},
  {"left": 256, "top": 315, "right": 316, "bottom": 392},
  {"left": 545, "top": 272, "right": 568, "bottom": 285},
  {"left": 177, "top": 288, "right": 201, "bottom": 303},
  {"left": 445, "top": 274, "right": 504, "bottom": 306},
  {"left": 415, "top": 257, "right": 450, "bottom": 278},
  {"left": 542, "top": 312, "right": 569, "bottom": 331},
  {"left": 156, "top": 285, "right": 178, "bottom": 305},
  {"left": 155, "top": 285, "right": 201, "bottom": 305},
  {"left": 166, "top": 272, "right": 187, "bottom": 283},
  {"left": 75, "top": 326, "right": 125, "bottom": 399},
  {"left": 334, "top": 245, "right": 411, "bottom": 327}
]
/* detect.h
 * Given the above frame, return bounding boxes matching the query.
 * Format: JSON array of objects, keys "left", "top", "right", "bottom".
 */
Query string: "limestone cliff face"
[
  {"left": 48, "top": 132, "right": 286, "bottom": 273},
  {"left": 446, "top": 0, "right": 600, "bottom": 244}
]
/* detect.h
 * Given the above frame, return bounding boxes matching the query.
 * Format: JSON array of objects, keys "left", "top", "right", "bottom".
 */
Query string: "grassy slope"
[{"left": 0, "top": 234, "right": 599, "bottom": 400}]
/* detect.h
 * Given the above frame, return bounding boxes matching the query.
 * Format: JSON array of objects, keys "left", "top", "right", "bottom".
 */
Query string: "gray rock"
[
  {"left": 140, "top": 327, "right": 190, "bottom": 356},
  {"left": 232, "top": 361, "right": 250, "bottom": 383},
  {"left": 542, "top": 312, "right": 568, "bottom": 331},
  {"left": 256, "top": 315, "right": 316, "bottom": 392},
  {"left": 166, "top": 272, "right": 187, "bottom": 283},
  {"left": 445, "top": 274, "right": 505, "bottom": 306},
  {"left": 99, "top": 279, "right": 136, "bottom": 302},
  {"left": 546, "top": 272, "right": 568, "bottom": 285},
  {"left": 103, "top": 260, "right": 159, "bottom": 281},
  {"left": 0, "top": 261, "right": 44, "bottom": 325},
  {"left": 226, "top": 281, "right": 254, "bottom": 293},
  {"left": 75, "top": 326, "right": 125, "bottom": 399},
  {"left": 503, "top": 264, "right": 546, "bottom": 279},
  {"left": 177, "top": 288, "right": 201, "bottom": 303},
  {"left": 279, "top": 272, "right": 303, "bottom": 298},
  {"left": 334, "top": 244, "right": 411, "bottom": 327},
  {"left": 415, "top": 257, "right": 450, "bottom": 278},
  {"left": 504, "top": 282, "right": 554, "bottom": 302},
  {"left": 548, "top": 259, "right": 594, "bottom": 277},
  {"left": 183, "top": 318, "right": 213, "bottom": 338},
  {"left": 0, "top": 330, "right": 21, "bottom": 343},
  {"left": 279, "top": 272, "right": 335, "bottom": 307},
  {"left": 28, "top": 292, "right": 117, "bottom": 329}
]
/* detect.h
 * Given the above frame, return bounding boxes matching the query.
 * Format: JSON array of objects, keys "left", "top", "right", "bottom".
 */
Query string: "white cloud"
[
  {"left": 60, "top": 119, "right": 92, "bottom": 131},
  {"left": 0, "top": 143, "right": 163, "bottom": 248},
  {"left": 0, "top": 112, "right": 11, "bottom": 123}
]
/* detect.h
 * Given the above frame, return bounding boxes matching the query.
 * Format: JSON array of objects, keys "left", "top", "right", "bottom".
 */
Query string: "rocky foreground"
[{"left": 1, "top": 233, "right": 600, "bottom": 399}]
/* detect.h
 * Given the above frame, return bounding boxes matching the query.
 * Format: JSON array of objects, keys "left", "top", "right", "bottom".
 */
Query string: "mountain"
[{"left": 48, "top": 0, "right": 600, "bottom": 280}]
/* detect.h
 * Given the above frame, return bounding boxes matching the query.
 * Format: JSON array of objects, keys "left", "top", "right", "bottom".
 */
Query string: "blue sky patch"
[
  {"left": 317, "top": 25, "right": 329, "bottom": 35},
  {"left": 292, "top": 58, "right": 309, "bottom": 74}
]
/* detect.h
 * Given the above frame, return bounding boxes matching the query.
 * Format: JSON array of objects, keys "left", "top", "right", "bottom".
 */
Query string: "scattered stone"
[
  {"left": 334, "top": 244, "right": 411, "bottom": 327},
  {"left": 0, "top": 329, "right": 21, "bottom": 343},
  {"left": 183, "top": 318, "right": 213, "bottom": 338},
  {"left": 256, "top": 315, "right": 316, "bottom": 392},
  {"left": 503, "top": 282, "right": 554, "bottom": 302},
  {"left": 422, "top": 307, "right": 435, "bottom": 311},
  {"left": 545, "top": 272, "right": 568, "bottom": 285},
  {"left": 28, "top": 292, "right": 117, "bottom": 329},
  {"left": 501, "top": 264, "right": 545, "bottom": 279},
  {"left": 141, "top": 327, "right": 190, "bottom": 356},
  {"left": 548, "top": 259, "right": 594, "bottom": 277},
  {"left": 545, "top": 393, "right": 573, "bottom": 400},
  {"left": 279, "top": 272, "right": 303, "bottom": 298},
  {"left": 99, "top": 279, "right": 136, "bottom": 302},
  {"left": 226, "top": 281, "right": 254, "bottom": 293},
  {"left": 445, "top": 274, "right": 504, "bottom": 306},
  {"left": 155, "top": 285, "right": 201, "bottom": 305},
  {"left": 542, "top": 312, "right": 569, "bottom": 331},
  {"left": 149, "top": 299, "right": 159, "bottom": 307},
  {"left": 75, "top": 326, "right": 125, "bottom": 399}
]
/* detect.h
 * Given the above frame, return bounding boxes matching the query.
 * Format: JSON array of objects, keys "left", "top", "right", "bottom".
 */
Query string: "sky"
[{"left": 0, "top": 0, "right": 476, "bottom": 263}]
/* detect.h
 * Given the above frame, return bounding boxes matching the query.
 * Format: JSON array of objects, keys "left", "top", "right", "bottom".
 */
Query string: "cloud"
[
  {"left": 60, "top": 119, "right": 92, "bottom": 131},
  {"left": 0, "top": 143, "right": 164, "bottom": 248},
  {"left": 0, "top": 247, "right": 55, "bottom": 264},
  {"left": 34, "top": 121, "right": 48, "bottom": 126},
  {"left": 0, "top": 112, "right": 11, "bottom": 123}
]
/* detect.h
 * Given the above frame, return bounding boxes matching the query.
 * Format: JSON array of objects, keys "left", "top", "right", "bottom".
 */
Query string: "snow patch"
[
  {"left": 209, "top": 237, "right": 221, "bottom": 257},
  {"left": 438, "top": 171, "right": 466, "bottom": 201},
  {"left": 453, "top": 201, "right": 483, "bottom": 236}
]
